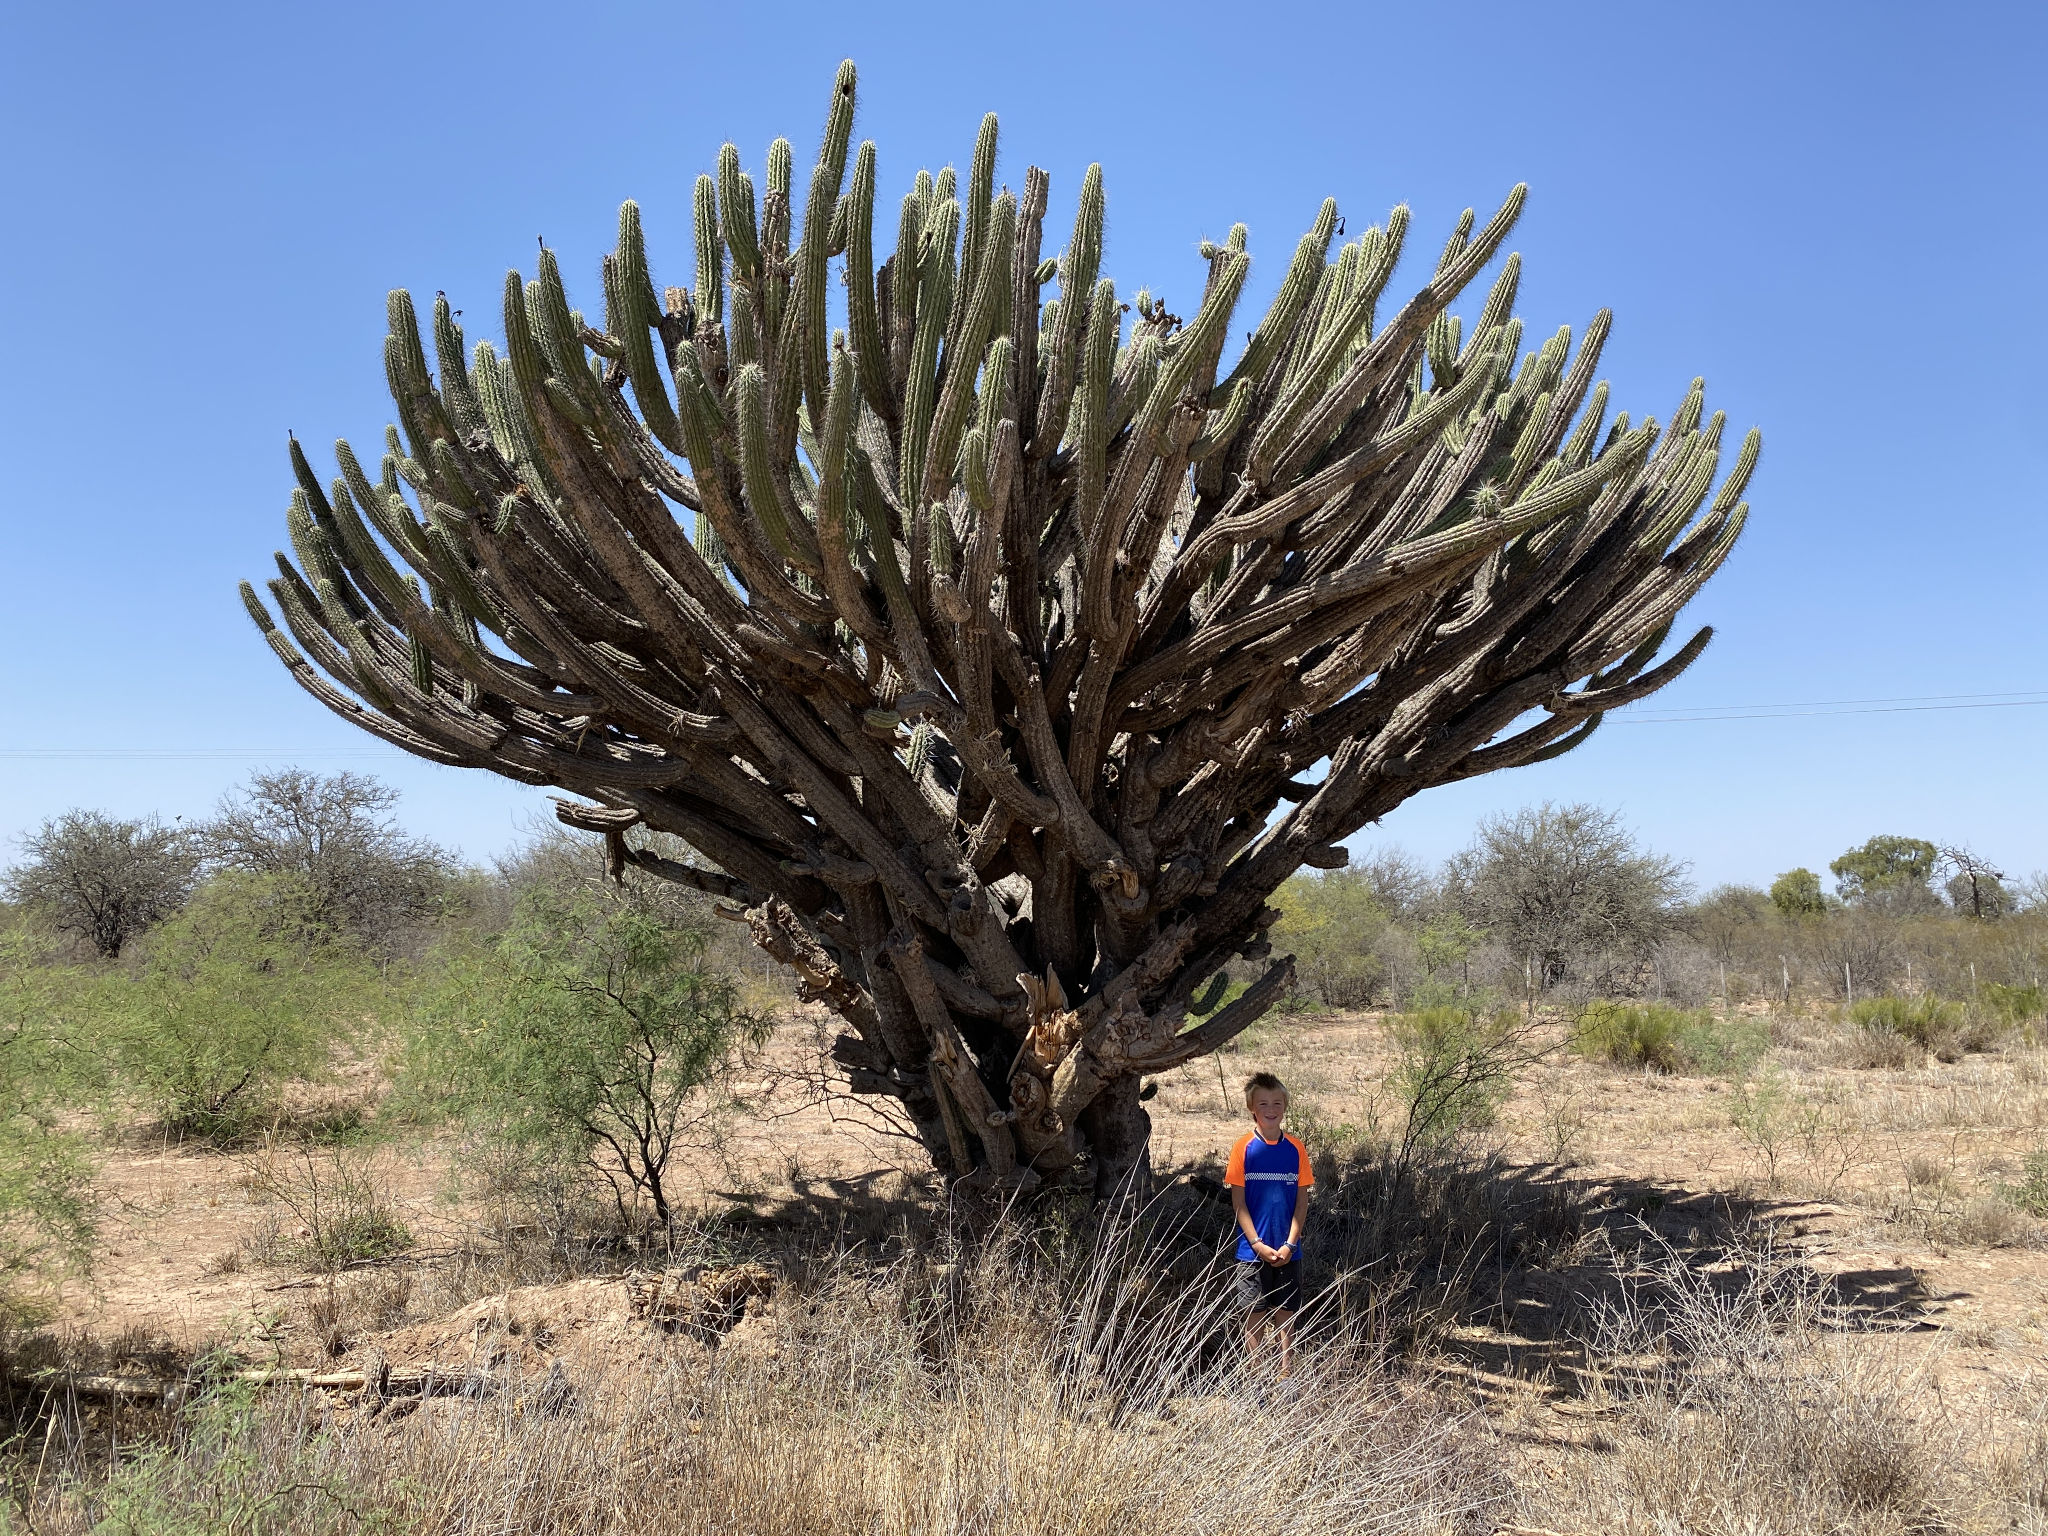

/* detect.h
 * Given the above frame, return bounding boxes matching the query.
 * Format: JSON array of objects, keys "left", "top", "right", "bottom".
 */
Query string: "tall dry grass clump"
[
  {"left": 13, "top": 1208, "right": 1507, "bottom": 1535},
  {"left": 1545, "top": 1237, "right": 1984, "bottom": 1535}
]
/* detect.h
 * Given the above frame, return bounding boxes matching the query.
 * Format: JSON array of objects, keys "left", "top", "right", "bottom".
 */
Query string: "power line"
[
  {"left": 1627, "top": 688, "right": 2048, "bottom": 715},
  {"left": 0, "top": 748, "right": 405, "bottom": 760},
  {"left": 1617, "top": 692, "right": 2048, "bottom": 723}
]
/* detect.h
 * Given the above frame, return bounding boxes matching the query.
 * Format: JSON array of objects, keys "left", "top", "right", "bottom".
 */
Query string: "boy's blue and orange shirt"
[{"left": 1224, "top": 1129, "right": 1314, "bottom": 1261}]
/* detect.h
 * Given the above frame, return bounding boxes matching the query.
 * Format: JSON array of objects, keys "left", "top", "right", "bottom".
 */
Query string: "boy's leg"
[
  {"left": 1269, "top": 1260, "right": 1302, "bottom": 1378},
  {"left": 1244, "top": 1307, "right": 1269, "bottom": 1368},
  {"left": 1235, "top": 1260, "right": 1267, "bottom": 1370}
]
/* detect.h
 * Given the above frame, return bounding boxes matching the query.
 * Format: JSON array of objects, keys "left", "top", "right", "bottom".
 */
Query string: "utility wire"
[
  {"left": 0, "top": 748, "right": 404, "bottom": 760},
  {"left": 1616, "top": 689, "right": 2048, "bottom": 723}
]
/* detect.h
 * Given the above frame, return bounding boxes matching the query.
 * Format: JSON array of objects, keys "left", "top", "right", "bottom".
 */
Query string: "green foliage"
[
  {"left": 1389, "top": 1004, "right": 1535, "bottom": 1150},
  {"left": 204, "top": 768, "right": 455, "bottom": 946},
  {"left": 114, "top": 872, "right": 386, "bottom": 1141},
  {"left": 1572, "top": 1001, "right": 1767, "bottom": 1076},
  {"left": 1943, "top": 864, "right": 2012, "bottom": 919},
  {"left": 1768, "top": 867, "right": 1828, "bottom": 918},
  {"left": 1271, "top": 869, "right": 1391, "bottom": 1008},
  {"left": 1830, "top": 835, "right": 1938, "bottom": 908},
  {"left": 1416, "top": 911, "right": 1479, "bottom": 980},
  {"left": 1573, "top": 1000, "right": 1684, "bottom": 1070},
  {"left": 1728, "top": 1067, "right": 1796, "bottom": 1187},
  {"left": 78, "top": 1375, "right": 335, "bottom": 1536},
  {"left": 1980, "top": 982, "right": 2045, "bottom": 1027},
  {"left": 2006, "top": 1149, "right": 2048, "bottom": 1218},
  {"left": 403, "top": 887, "right": 768, "bottom": 1228},
  {"left": 0, "top": 934, "right": 97, "bottom": 1317},
  {"left": 1848, "top": 995, "right": 1964, "bottom": 1055}
]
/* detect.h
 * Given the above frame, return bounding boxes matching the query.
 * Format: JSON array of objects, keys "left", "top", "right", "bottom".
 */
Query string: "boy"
[{"left": 1224, "top": 1071, "right": 1313, "bottom": 1378}]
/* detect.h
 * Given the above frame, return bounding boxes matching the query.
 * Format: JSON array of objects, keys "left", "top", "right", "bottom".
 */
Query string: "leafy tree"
[
  {"left": 115, "top": 873, "right": 381, "bottom": 1139},
  {"left": 0, "top": 936, "right": 97, "bottom": 1316},
  {"left": 205, "top": 770, "right": 454, "bottom": 944},
  {"left": 1829, "top": 835, "right": 1938, "bottom": 911},
  {"left": 407, "top": 889, "right": 767, "bottom": 1228},
  {"left": 1689, "top": 884, "right": 1771, "bottom": 965},
  {"left": 1768, "top": 867, "right": 1828, "bottom": 918},
  {"left": 4, "top": 811, "right": 197, "bottom": 958},
  {"left": 1415, "top": 911, "right": 1481, "bottom": 983},
  {"left": 1444, "top": 803, "right": 1688, "bottom": 989},
  {"left": 1270, "top": 871, "right": 1392, "bottom": 1008}
]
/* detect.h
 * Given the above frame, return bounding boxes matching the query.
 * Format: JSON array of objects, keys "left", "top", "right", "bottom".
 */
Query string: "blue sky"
[{"left": 3, "top": 0, "right": 2043, "bottom": 891}]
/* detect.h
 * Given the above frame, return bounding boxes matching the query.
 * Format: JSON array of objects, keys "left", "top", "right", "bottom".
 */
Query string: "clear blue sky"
[{"left": 3, "top": 0, "right": 2043, "bottom": 890}]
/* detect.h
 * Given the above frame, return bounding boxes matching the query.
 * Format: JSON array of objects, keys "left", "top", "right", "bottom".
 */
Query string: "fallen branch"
[{"left": 4, "top": 1364, "right": 511, "bottom": 1403}]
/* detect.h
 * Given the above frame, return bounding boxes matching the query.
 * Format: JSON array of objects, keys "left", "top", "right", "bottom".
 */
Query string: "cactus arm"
[{"left": 1029, "top": 163, "right": 1103, "bottom": 462}]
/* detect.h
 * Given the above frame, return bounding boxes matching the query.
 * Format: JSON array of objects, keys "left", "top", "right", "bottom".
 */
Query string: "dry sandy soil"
[{"left": 37, "top": 1005, "right": 2048, "bottom": 1475}]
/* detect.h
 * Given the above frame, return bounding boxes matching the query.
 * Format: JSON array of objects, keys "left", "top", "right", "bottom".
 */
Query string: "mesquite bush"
[{"left": 242, "top": 61, "right": 1758, "bottom": 1192}]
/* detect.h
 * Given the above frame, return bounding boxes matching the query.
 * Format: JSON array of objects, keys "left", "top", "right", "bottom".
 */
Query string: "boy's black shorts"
[{"left": 1234, "top": 1257, "right": 1303, "bottom": 1314}]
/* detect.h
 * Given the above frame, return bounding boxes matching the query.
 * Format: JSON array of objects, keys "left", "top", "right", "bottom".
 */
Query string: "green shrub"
[
  {"left": 1676, "top": 1012, "right": 1771, "bottom": 1076},
  {"left": 1572, "top": 1002, "right": 1767, "bottom": 1076},
  {"left": 1849, "top": 996, "right": 1966, "bottom": 1059},
  {"left": 403, "top": 886, "right": 768, "bottom": 1229},
  {"left": 245, "top": 1140, "right": 412, "bottom": 1271},
  {"left": 1981, "top": 983, "right": 2045, "bottom": 1028},
  {"left": 0, "top": 935, "right": 97, "bottom": 1317},
  {"left": 1389, "top": 1005, "right": 1536, "bottom": 1150},
  {"left": 2006, "top": 1149, "right": 2048, "bottom": 1219},
  {"left": 1728, "top": 1067, "right": 1797, "bottom": 1188},
  {"left": 113, "top": 873, "right": 387, "bottom": 1140},
  {"left": 1574, "top": 1001, "right": 1687, "bottom": 1071}
]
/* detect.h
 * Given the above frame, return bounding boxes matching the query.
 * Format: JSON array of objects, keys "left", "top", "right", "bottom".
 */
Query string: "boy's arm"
[
  {"left": 1228, "top": 1185, "right": 1277, "bottom": 1261},
  {"left": 1280, "top": 1190, "right": 1308, "bottom": 1260}
]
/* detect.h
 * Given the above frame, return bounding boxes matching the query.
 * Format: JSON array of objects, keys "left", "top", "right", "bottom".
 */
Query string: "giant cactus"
[{"left": 243, "top": 61, "right": 1757, "bottom": 1194}]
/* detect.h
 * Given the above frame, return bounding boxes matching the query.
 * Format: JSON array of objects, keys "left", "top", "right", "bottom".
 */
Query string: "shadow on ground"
[{"left": 1160, "top": 1146, "right": 1940, "bottom": 1402}]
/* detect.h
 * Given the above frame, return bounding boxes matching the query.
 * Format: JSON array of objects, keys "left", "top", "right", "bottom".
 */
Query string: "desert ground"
[{"left": 13, "top": 1000, "right": 2045, "bottom": 1534}]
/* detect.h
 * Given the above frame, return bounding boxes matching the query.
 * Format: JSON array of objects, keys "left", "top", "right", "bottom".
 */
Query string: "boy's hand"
[{"left": 1251, "top": 1240, "right": 1280, "bottom": 1264}]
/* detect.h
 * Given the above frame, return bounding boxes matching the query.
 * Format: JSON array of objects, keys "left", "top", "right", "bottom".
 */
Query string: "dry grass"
[
  {"left": 12, "top": 1208, "right": 2035, "bottom": 1535},
  {"left": 1539, "top": 1240, "right": 1990, "bottom": 1535},
  {"left": 238, "top": 1139, "right": 413, "bottom": 1273},
  {"left": 10, "top": 1215, "right": 1509, "bottom": 1535}
]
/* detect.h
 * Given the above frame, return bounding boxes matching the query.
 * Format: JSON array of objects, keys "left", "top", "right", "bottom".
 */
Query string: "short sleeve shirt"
[{"left": 1224, "top": 1130, "right": 1314, "bottom": 1262}]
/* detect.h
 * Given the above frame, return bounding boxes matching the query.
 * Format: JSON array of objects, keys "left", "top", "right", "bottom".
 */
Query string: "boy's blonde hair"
[{"left": 1243, "top": 1071, "right": 1288, "bottom": 1109}]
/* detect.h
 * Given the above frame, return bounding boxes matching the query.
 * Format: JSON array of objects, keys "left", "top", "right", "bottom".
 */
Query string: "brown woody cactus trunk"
[{"left": 240, "top": 62, "right": 1759, "bottom": 1193}]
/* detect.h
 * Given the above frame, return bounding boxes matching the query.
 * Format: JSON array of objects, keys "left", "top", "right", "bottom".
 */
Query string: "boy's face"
[{"left": 1249, "top": 1089, "right": 1288, "bottom": 1135}]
